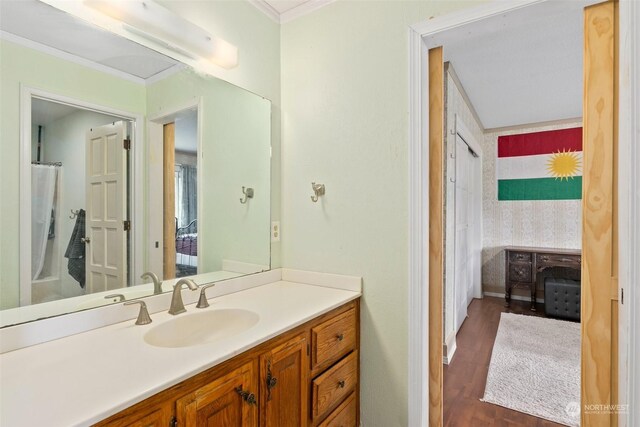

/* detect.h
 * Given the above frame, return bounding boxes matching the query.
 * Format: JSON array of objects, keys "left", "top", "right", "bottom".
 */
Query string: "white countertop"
[{"left": 0, "top": 278, "right": 361, "bottom": 427}]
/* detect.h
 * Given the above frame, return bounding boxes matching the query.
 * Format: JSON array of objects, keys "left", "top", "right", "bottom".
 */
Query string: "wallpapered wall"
[{"left": 481, "top": 122, "right": 583, "bottom": 297}]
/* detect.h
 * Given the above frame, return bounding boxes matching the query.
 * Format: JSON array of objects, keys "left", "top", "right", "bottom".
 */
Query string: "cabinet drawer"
[
  {"left": 536, "top": 253, "right": 581, "bottom": 268},
  {"left": 312, "top": 308, "right": 356, "bottom": 369},
  {"left": 509, "top": 251, "right": 532, "bottom": 262},
  {"left": 508, "top": 263, "right": 532, "bottom": 283},
  {"left": 312, "top": 351, "right": 358, "bottom": 420},
  {"left": 318, "top": 392, "right": 356, "bottom": 427}
]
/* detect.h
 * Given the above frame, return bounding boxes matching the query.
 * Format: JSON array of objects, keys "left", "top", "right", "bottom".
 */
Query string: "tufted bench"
[{"left": 544, "top": 278, "right": 581, "bottom": 321}]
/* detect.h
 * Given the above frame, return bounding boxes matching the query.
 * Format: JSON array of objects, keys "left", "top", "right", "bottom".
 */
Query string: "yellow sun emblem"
[{"left": 546, "top": 149, "right": 581, "bottom": 180}]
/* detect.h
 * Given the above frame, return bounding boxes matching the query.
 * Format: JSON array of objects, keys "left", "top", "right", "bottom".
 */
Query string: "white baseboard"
[
  {"left": 443, "top": 331, "right": 457, "bottom": 365},
  {"left": 483, "top": 291, "right": 545, "bottom": 304}
]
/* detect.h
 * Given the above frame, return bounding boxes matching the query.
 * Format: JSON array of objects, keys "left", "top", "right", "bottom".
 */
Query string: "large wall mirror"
[{"left": 0, "top": 0, "right": 272, "bottom": 327}]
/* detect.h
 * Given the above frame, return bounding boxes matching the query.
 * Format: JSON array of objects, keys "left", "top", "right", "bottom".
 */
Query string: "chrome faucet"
[
  {"left": 196, "top": 283, "right": 216, "bottom": 308},
  {"left": 169, "top": 278, "right": 199, "bottom": 315},
  {"left": 141, "top": 271, "right": 163, "bottom": 295}
]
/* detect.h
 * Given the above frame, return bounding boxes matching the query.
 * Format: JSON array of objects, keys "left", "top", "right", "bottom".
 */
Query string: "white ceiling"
[
  {"left": 424, "top": 0, "right": 595, "bottom": 129},
  {"left": 31, "top": 98, "right": 121, "bottom": 127},
  {"left": 31, "top": 99, "right": 78, "bottom": 126},
  {"left": 0, "top": 0, "right": 179, "bottom": 80}
]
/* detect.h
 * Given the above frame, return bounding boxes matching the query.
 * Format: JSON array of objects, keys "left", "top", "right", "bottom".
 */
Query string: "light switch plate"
[{"left": 271, "top": 221, "right": 280, "bottom": 242}]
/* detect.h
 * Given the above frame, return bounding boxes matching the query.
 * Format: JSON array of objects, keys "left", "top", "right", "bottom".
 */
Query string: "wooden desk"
[{"left": 504, "top": 246, "right": 581, "bottom": 311}]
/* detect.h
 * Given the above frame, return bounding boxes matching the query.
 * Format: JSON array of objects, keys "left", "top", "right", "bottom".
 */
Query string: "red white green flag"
[{"left": 497, "top": 127, "right": 583, "bottom": 201}]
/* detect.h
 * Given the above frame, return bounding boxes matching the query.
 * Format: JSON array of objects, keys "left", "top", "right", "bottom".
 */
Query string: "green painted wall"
[
  {"left": 280, "top": 2, "right": 479, "bottom": 425},
  {"left": 0, "top": 39, "right": 147, "bottom": 309},
  {"left": 159, "top": 0, "right": 282, "bottom": 268},
  {"left": 146, "top": 69, "right": 271, "bottom": 272}
]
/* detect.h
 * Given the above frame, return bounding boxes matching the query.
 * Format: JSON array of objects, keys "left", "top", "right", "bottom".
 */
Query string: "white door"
[
  {"left": 454, "top": 134, "right": 471, "bottom": 332},
  {"left": 85, "top": 122, "right": 127, "bottom": 293}
]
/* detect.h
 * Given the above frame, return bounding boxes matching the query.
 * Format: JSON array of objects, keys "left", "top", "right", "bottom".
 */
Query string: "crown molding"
[
  {"left": 280, "top": 0, "right": 336, "bottom": 23},
  {"left": 248, "top": 0, "right": 281, "bottom": 23},
  {"left": 144, "top": 63, "right": 187, "bottom": 85},
  {"left": 0, "top": 30, "right": 147, "bottom": 85},
  {"left": 248, "top": 0, "right": 336, "bottom": 24}
]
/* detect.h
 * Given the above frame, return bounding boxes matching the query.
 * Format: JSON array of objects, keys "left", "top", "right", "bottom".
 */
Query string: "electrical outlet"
[{"left": 271, "top": 221, "right": 280, "bottom": 242}]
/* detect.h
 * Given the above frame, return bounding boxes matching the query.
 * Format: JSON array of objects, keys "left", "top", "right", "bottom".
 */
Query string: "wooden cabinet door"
[
  {"left": 95, "top": 402, "right": 172, "bottom": 427},
  {"left": 176, "top": 361, "right": 258, "bottom": 427},
  {"left": 260, "top": 333, "right": 309, "bottom": 427}
]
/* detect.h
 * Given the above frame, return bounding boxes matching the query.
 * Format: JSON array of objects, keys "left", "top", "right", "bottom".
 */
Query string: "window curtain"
[{"left": 175, "top": 164, "right": 197, "bottom": 228}]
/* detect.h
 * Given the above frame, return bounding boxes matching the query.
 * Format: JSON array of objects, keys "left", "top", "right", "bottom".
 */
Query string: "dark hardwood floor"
[{"left": 443, "top": 297, "right": 566, "bottom": 427}]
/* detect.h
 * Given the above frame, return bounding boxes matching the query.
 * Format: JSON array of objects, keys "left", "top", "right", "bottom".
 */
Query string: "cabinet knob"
[
  {"left": 337, "top": 380, "right": 346, "bottom": 388},
  {"left": 336, "top": 333, "right": 344, "bottom": 341}
]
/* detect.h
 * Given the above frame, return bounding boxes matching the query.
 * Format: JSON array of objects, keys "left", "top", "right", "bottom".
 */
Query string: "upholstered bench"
[{"left": 544, "top": 278, "right": 581, "bottom": 321}]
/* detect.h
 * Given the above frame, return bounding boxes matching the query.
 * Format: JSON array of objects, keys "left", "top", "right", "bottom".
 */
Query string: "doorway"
[
  {"left": 147, "top": 100, "right": 202, "bottom": 281},
  {"left": 21, "top": 91, "right": 141, "bottom": 306},
  {"left": 408, "top": 1, "right": 625, "bottom": 426}
]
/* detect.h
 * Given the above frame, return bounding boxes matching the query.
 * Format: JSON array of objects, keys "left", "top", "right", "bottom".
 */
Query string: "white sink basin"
[{"left": 144, "top": 309, "right": 260, "bottom": 348}]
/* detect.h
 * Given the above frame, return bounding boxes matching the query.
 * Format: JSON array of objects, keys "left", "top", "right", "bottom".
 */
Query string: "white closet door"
[
  {"left": 454, "top": 135, "right": 471, "bottom": 333},
  {"left": 85, "top": 122, "right": 127, "bottom": 293},
  {"left": 469, "top": 155, "right": 483, "bottom": 300}
]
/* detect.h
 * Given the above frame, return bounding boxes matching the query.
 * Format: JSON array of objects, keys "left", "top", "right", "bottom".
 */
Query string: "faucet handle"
[
  {"left": 124, "top": 300, "right": 152, "bottom": 325},
  {"left": 196, "top": 283, "right": 216, "bottom": 309}
]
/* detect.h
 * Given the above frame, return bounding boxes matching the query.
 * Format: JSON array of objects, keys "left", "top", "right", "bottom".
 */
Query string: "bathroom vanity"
[
  {"left": 97, "top": 299, "right": 359, "bottom": 427},
  {"left": 0, "top": 270, "right": 361, "bottom": 427}
]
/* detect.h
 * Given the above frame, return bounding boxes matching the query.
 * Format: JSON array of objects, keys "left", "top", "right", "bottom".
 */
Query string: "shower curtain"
[{"left": 31, "top": 165, "right": 57, "bottom": 280}]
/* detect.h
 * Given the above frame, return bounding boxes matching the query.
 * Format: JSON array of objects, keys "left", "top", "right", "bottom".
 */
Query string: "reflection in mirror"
[
  {"left": 30, "top": 99, "right": 132, "bottom": 303},
  {"left": 0, "top": 0, "right": 271, "bottom": 327}
]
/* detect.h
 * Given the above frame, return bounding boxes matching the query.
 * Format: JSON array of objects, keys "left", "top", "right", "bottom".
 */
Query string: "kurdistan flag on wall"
[{"left": 497, "top": 127, "right": 583, "bottom": 201}]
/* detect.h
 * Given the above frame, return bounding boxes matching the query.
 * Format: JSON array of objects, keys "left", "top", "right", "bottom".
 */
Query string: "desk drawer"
[
  {"left": 509, "top": 263, "right": 533, "bottom": 283},
  {"left": 509, "top": 251, "right": 532, "bottom": 262},
  {"left": 536, "top": 253, "right": 581, "bottom": 268}
]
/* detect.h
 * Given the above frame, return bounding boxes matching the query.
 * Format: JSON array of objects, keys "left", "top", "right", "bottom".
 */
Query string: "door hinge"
[
  {"left": 621, "top": 288, "right": 624, "bottom": 304},
  {"left": 169, "top": 416, "right": 177, "bottom": 427},
  {"left": 123, "top": 138, "right": 131, "bottom": 150},
  {"left": 123, "top": 220, "right": 131, "bottom": 231}
]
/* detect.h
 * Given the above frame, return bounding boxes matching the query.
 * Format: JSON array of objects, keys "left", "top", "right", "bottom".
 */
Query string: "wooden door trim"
[
  {"left": 582, "top": 2, "right": 617, "bottom": 425},
  {"left": 427, "top": 46, "right": 444, "bottom": 427},
  {"left": 163, "top": 122, "right": 176, "bottom": 279}
]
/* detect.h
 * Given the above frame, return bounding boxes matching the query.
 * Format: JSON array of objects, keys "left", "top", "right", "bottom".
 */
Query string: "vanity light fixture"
[
  {"left": 311, "top": 182, "right": 325, "bottom": 203},
  {"left": 84, "top": 0, "right": 238, "bottom": 69}
]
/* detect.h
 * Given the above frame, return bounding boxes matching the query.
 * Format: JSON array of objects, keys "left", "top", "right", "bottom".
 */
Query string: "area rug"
[{"left": 481, "top": 312, "right": 580, "bottom": 426}]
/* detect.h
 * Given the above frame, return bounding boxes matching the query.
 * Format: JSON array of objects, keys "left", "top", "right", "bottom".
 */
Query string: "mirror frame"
[{"left": 19, "top": 86, "right": 145, "bottom": 306}]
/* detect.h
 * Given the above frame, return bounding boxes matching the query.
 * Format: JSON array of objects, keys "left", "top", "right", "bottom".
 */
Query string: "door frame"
[
  {"left": 147, "top": 97, "right": 203, "bottom": 279},
  {"left": 407, "top": 1, "right": 639, "bottom": 425},
  {"left": 19, "top": 85, "right": 144, "bottom": 303}
]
